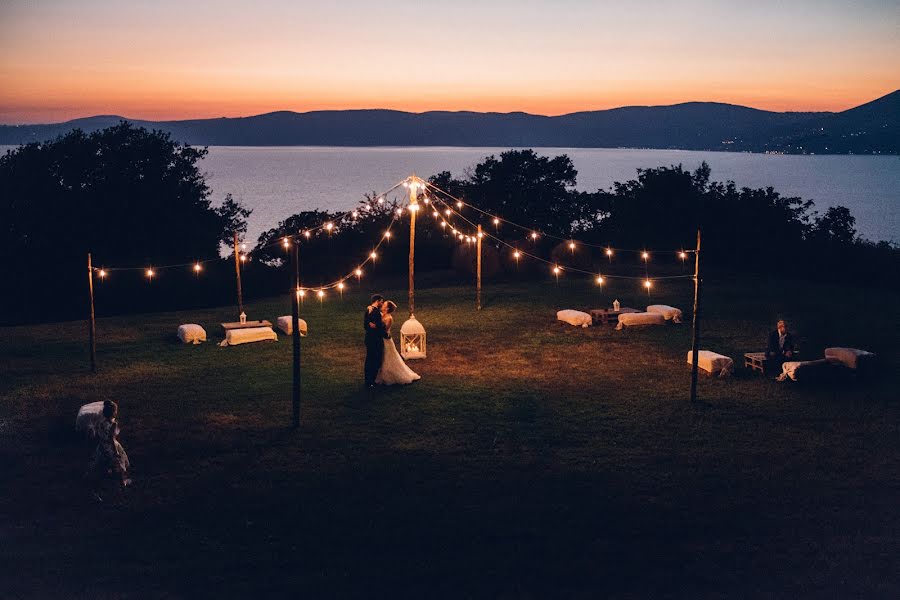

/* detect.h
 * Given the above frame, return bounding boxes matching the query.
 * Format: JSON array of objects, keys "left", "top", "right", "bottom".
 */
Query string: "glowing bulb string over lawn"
[
  {"left": 87, "top": 178, "right": 410, "bottom": 283},
  {"left": 422, "top": 180, "right": 696, "bottom": 257},
  {"left": 426, "top": 193, "right": 693, "bottom": 288}
]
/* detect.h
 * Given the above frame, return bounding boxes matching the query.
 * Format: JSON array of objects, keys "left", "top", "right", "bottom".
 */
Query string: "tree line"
[{"left": 1, "top": 123, "right": 896, "bottom": 324}]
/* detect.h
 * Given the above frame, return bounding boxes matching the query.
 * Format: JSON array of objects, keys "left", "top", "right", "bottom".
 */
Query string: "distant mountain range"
[{"left": 1, "top": 90, "right": 897, "bottom": 154}]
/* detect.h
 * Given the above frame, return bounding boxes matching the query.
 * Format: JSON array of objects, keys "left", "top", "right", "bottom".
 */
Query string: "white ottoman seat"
[
  {"left": 75, "top": 401, "right": 105, "bottom": 438},
  {"left": 616, "top": 312, "right": 665, "bottom": 330},
  {"left": 557, "top": 310, "right": 592, "bottom": 328},
  {"left": 276, "top": 315, "right": 308, "bottom": 337},
  {"left": 177, "top": 324, "right": 207, "bottom": 344},
  {"left": 646, "top": 304, "right": 683, "bottom": 323},
  {"left": 824, "top": 347, "right": 875, "bottom": 370},
  {"left": 219, "top": 326, "right": 278, "bottom": 347},
  {"left": 686, "top": 350, "right": 734, "bottom": 378}
]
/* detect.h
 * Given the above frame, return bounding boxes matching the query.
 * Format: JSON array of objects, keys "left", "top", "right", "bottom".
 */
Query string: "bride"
[{"left": 375, "top": 301, "right": 421, "bottom": 386}]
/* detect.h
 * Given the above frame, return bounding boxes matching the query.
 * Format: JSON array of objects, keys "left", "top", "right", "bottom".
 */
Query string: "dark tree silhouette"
[{"left": 0, "top": 122, "right": 249, "bottom": 323}]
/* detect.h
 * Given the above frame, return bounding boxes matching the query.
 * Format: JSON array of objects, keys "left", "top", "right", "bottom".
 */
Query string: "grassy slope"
[{"left": 1, "top": 275, "right": 898, "bottom": 598}]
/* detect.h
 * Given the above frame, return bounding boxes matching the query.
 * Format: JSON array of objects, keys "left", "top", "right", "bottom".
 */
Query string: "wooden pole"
[
  {"left": 408, "top": 180, "right": 417, "bottom": 318},
  {"left": 689, "top": 227, "right": 702, "bottom": 402},
  {"left": 291, "top": 241, "right": 301, "bottom": 429},
  {"left": 233, "top": 231, "right": 244, "bottom": 315},
  {"left": 476, "top": 224, "right": 482, "bottom": 310},
  {"left": 87, "top": 252, "right": 97, "bottom": 373}
]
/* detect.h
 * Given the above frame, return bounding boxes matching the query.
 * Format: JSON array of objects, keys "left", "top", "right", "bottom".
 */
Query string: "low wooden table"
[
  {"left": 744, "top": 352, "right": 767, "bottom": 374},
  {"left": 590, "top": 307, "right": 640, "bottom": 325},
  {"left": 221, "top": 320, "right": 272, "bottom": 331}
]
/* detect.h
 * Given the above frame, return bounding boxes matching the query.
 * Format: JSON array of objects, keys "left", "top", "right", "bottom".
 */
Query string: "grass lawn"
[{"left": 1, "top": 273, "right": 898, "bottom": 598}]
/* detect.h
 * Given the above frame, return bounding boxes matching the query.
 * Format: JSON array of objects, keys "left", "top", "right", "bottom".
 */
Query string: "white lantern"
[{"left": 400, "top": 316, "right": 426, "bottom": 360}]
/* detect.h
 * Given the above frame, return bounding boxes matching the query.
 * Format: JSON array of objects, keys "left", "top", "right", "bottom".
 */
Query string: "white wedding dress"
[{"left": 375, "top": 322, "right": 421, "bottom": 385}]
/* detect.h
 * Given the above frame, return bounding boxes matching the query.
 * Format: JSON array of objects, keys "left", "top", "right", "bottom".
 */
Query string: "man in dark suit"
[
  {"left": 364, "top": 294, "right": 388, "bottom": 388},
  {"left": 766, "top": 319, "right": 795, "bottom": 373}
]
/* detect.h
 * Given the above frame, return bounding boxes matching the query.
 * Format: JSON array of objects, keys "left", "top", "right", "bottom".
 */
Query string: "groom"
[{"left": 364, "top": 294, "right": 389, "bottom": 388}]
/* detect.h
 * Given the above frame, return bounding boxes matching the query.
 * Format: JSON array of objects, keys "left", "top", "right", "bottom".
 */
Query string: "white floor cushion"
[
  {"left": 75, "top": 401, "right": 105, "bottom": 438},
  {"left": 686, "top": 350, "right": 734, "bottom": 378},
  {"left": 557, "top": 310, "right": 592, "bottom": 328},
  {"left": 276, "top": 315, "right": 308, "bottom": 337},
  {"left": 219, "top": 326, "right": 278, "bottom": 347},
  {"left": 824, "top": 347, "right": 875, "bottom": 370},
  {"left": 647, "top": 304, "right": 683, "bottom": 323},
  {"left": 177, "top": 324, "right": 207, "bottom": 344},
  {"left": 616, "top": 312, "right": 665, "bottom": 330}
]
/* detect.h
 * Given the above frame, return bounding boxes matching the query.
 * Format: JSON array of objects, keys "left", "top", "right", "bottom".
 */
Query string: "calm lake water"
[
  {"left": 4, "top": 145, "right": 897, "bottom": 243},
  {"left": 199, "top": 147, "right": 899, "bottom": 244}
]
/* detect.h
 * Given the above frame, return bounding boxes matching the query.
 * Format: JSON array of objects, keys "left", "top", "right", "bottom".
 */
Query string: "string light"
[
  {"left": 456, "top": 201, "right": 463, "bottom": 209},
  {"left": 378, "top": 197, "right": 384, "bottom": 204},
  {"left": 370, "top": 251, "right": 377, "bottom": 260},
  {"left": 440, "top": 221, "right": 447, "bottom": 228},
  {"left": 240, "top": 243, "right": 247, "bottom": 251},
  {"left": 606, "top": 248, "right": 613, "bottom": 261},
  {"left": 355, "top": 268, "right": 363, "bottom": 278},
  {"left": 493, "top": 217, "right": 500, "bottom": 226},
  {"left": 337, "top": 281, "right": 344, "bottom": 299},
  {"left": 596, "top": 275, "right": 604, "bottom": 285},
  {"left": 644, "top": 279, "right": 652, "bottom": 289},
  {"left": 325, "top": 222, "right": 334, "bottom": 232},
  {"left": 352, "top": 211, "right": 359, "bottom": 218},
  {"left": 282, "top": 237, "right": 290, "bottom": 249},
  {"left": 409, "top": 203, "right": 420, "bottom": 212},
  {"left": 240, "top": 254, "right": 247, "bottom": 263},
  {"left": 193, "top": 263, "right": 202, "bottom": 273},
  {"left": 477, "top": 231, "right": 483, "bottom": 238},
  {"left": 423, "top": 197, "right": 430, "bottom": 204},
  {"left": 531, "top": 232, "right": 538, "bottom": 240},
  {"left": 513, "top": 250, "right": 521, "bottom": 259},
  {"left": 304, "top": 230, "right": 311, "bottom": 239},
  {"left": 433, "top": 211, "right": 440, "bottom": 218},
  {"left": 98, "top": 269, "right": 107, "bottom": 279},
  {"left": 679, "top": 251, "right": 687, "bottom": 260},
  {"left": 146, "top": 268, "right": 155, "bottom": 279},
  {"left": 384, "top": 231, "right": 392, "bottom": 239},
  {"left": 317, "top": 289, "right": 325, "bottom": 304},
  {"left": 445, "top": 209, "right": 451, "bottom": 216},
  {"left": 641, "top": 251, "right": 650, "bottom": 261},
  {"left": 568, "top": 241, "right": 576, "bottom": 251}
]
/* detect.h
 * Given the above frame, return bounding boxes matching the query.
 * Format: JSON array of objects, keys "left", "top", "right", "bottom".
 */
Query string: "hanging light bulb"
[
  {"left": 493, "top": 217, "right": 500, "bottom": 226},
  {"left": 477, "top": 231, "right": 484, "bottom": 238},
  {"left": 513, "top": 250, "right": 521, "bottom": 259},
  {"left": 98, "top": 269, "right": 107, "bottom": 279},
  {"left": 596, "top": 275, "right": 604, "bottom": 285},
  {"left": 679, "top": 251, "right": 687, "bottom": 260},
  {"left": 531, "top": 232, "right": 538, "bottom": 240},
  {"left": 377, "top": 196, "right": 385, "bottom": 204},
  {"left": 409, "top": 203, "right": 419, "bottom": 212},
  {"left": 644, "top": 279, "right": 652, "bottom": 289},
  {"left": 606, "top": 248, "right": 613, "bottom": 259},
  {"left": 423, "top": 197, "right": 430, "bottom": 204},
  {"left": 325, "top": 222, "right": 334, "bottom": 232},
  {"left": 355, "top": 268, "right": 363, "bottom": 278},
  {"left": 445, "top": 209, "right": 452, "bottom": 216},
  {"left": 641, "top": 251, "right": 650, "bottom": 261},
  {"left": 553, "top": 266, "right": 561, "bottom": 275},
  {"left": 396, "top": 208, "right": 403, "bottom": 216},
  {"left": 240, "top": 254, "right": 247, "bottom": 263},
  {"left": 384, "top": 231, "right": 391, "bottom": 239},
  {"left": 194, "top": 263, "right": 202, "bottom": 273},
  {"left": 282, "top": 237, "right": 290, "bottom": 248},
  {"left": 440, "top": 221, "right": 447, "bottom": 228},
  {"left": 456, "top": 201, "right": 463, "bottom": 209},
  {"left": 146, "top": 268, "right": 155, "bottom": 279},
  {"left": 568, "top": 241, "right": 576, "bottom": 250},
  {"left": 433, "top": 211, "right": 439, "bottom": 218},
  {"left": 240, "top": 243, "right": 247, "bottom": 251},
  {"left": 298, "top": 289, "right": 306, "bottom": 298},
  {"left": 370, "top": 251, "right": 377, "bottom": 260},
  {"left": 304, "top": 230, "right": 311, "bottom": 238},
  {"left": 352, "top": 210, "right": 359, "bottom": 218}
]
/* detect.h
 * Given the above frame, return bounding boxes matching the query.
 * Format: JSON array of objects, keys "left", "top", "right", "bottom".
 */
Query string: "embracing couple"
[{"left": 364, "top": 294, "right": 421, "bottom": 388}]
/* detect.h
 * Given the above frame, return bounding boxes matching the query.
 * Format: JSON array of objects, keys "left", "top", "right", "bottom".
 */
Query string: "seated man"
[{"left": 766, "top": 319, "right": 795, "bottom": 373}]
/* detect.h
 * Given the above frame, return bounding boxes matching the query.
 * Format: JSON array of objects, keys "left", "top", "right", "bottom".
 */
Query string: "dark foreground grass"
[{"left": 1, "top": 275, "right": 898, "bottom": 598}]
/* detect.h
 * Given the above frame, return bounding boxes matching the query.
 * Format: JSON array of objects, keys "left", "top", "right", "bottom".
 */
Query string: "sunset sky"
[{"left": 1, "top": 0, "right": 897, "bottom": 124}]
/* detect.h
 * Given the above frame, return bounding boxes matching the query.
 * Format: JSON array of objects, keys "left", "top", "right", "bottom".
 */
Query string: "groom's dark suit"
[{"left": 364, "top": 305, "right": 389, "bottom": 386}]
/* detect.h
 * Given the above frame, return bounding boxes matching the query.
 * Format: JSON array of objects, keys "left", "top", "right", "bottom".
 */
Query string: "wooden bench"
[{"left": 744, "top": 352, "right": 767, "bottom": 374}]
